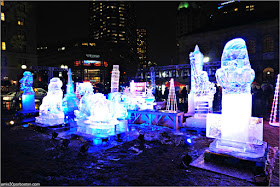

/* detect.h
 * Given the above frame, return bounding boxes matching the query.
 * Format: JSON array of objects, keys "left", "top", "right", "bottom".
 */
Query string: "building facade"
[
  {"left": 1, "top": 1, "right": 37, "bottom": 85},
  {"left": 89, "top": 1, "right": 138, "bottom": 80},
  {"left": 136, "top": 28, "right": 148, "bottom": 69},
  {"left": 176, "top": 1, "right": 279, "bottom": 84}
]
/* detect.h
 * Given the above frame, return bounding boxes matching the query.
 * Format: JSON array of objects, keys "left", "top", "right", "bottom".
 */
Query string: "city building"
[
  {"left": 36, "top": 40, "right": 110, "bottom": 90},
  {"left": 136, "top": 28, "right": 148, "bottom": 69},
  {"left": 176, "top": 1, "right": 279, "bottom": 84},
  {"left": 89, "top": 1, "right": 138, "bottom": 81},
  {"left": 1, "top": 1, "right": 38, "bottom": 86}
]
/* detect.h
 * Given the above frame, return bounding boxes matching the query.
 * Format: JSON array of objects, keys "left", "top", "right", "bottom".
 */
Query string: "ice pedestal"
[
  {"left": 36, "top": 114, "right": 65, "bottom": 126},
  {"left": 221, "top": 93, "right": 251, "bottom": 143},
  {"left": 208, "top": 139, "right": 267, "bottom": 159},
  {"left": 22, "top": 94, "right": 35, "bottom": 112},
  {"left": 76, "top": 119, "right": 128, "bottom": 137}
]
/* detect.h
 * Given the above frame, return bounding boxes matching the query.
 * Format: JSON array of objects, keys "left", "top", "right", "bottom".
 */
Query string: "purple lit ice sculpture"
[
  {"left": 207, "top": 38, "right": 265, "bottom": 158},
  {"left": 187, "top": 45, "right": 216, "bottom": 117},
  {"left": 19, "top": 71, "right": 35, "bottom": 112},
  {"left": 36, "top": 78, "right": 65, "bottom": 125}
]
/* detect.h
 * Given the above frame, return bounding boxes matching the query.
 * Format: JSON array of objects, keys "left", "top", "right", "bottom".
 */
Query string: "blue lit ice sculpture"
[
  {"left": 62, "top": 68, "right": 79, "bottom": 122},
  {"left": 19, "top": 71, "right": 35, "bottom": 112},
  {"left": 75, "top": 82, "right": 127, "bottom": 137},
  {"left": 187, "top": 45, "right": 216, "bottom": 117},
  {"left": 206, "top": 38, "right": 265, "bottom": 158},
  {"left": 35, "top": 78, "right": 65, "bottom": 125}
]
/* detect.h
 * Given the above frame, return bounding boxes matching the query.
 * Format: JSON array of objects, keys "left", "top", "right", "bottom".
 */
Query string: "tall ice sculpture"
[
  {"left": 19, "top": 71, "right": 35, "bottom": 112},
  {"left": 184, "top": 45, "right": 216, "bottom": 129},
  {"left": 206, "top": 38, "right": 266, "bottom": 158},
  {"left": 62, "top": 68, "right": 79, "bottom": 122}
]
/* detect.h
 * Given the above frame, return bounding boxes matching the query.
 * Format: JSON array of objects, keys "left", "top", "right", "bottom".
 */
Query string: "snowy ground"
[{"left": 1, "top": 116, "right": 279, "bottom": 186}]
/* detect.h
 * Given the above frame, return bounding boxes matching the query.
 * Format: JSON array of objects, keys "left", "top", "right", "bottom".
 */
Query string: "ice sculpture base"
[
  {"left": 183, "top": 116, "right": 206, "bottom": 129},
  {"left": 76, "top": 120, "right": 128, "bottom": 138},
  {"left": 208, "top": 139, "right": 268, "bottom": 159},
  {"left": 35, "top": 115, "right": 65, "bottom": 126},
  {"left": 22, "top": 94, "right": 35, "bottom": 112}
]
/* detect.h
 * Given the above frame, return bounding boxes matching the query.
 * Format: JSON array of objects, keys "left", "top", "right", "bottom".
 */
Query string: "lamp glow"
[
  {"left": 9, "top": 120, "right": 14, "bottom": 125},
  {"left": 203, "top": 57, "right": 210, "bottom": 63},
  {"left": 21, "top": 65, "right": 27, "bottom": 69}
]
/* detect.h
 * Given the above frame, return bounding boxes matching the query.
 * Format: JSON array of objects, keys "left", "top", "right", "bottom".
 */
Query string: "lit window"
[
  {"left": 89, "top": 43, "right": 96, "bottom": 46},
  {"left": 250, "top": 5, "right": 254, "bottom": 11},
  {"left": 108, "top": 30, "right": 110, "bottom": 32},
  {"left": 234, "top": 8, "right": 238, "bottom": 11},
  {"left": 119, "top": 24, "right": 124, "bottom": 26},
  {"left": 2, "top": 42, "right": 6, "bottom": 50},
  {"left": 1, "top": 12, "right": 5, "bottom": 21},
  {"left": 18, "top": 21, "right": 24, "bottom": 25},
  {"left": 120, "top": 38, "right": 125, "bottom": 40},
  {"left": 1, "top": 1, "right": 4, "bottom": 6},
  {"left": 107, "top": 17, "right": 110, "bottom": 19},
  {"left": 82, "top": 43, "right": 88, "bottom": 46},
  {"left": 120, "top": 14, "right": 123, "bottom": 17}
]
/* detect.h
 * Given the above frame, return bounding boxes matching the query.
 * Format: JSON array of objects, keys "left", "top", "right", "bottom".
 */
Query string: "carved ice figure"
[
  {"left": 87, "top": 93, "right": 115, "bottom": 122},
  {"left": 19, "top": 71, "right": 35, "bottom": 111},
  {"left": 20, "top": 71, "right": 35, "bottom": 94},
  {"left": 36, "top": 78, "right": 64, "bottom": 125},
  {"left": 62, "top": 69, "right": 79, "bottom": 121},
  {"left": 216, "top": 38, "right": 255, "bottom": 94},
  {"left": 109, "top": 92, "right": 130, "bottom": 120},
  {"left": 207, "top": 38, "right": 264, "bottom": 158},
  {"left": 189, "top": 45, "right": 216, "bottom": 97},
  {"left": 74, "top": 82, "right": 95, "bottom": 121},
  {"left": 188, "top": 45, "right": 216, "bottom": 117}
]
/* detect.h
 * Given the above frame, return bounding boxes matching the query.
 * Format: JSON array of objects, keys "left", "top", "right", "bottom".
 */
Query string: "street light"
[
  {"left": 61, "top": 65, "right": 65, "bottom": 69},
  {"left": 21, "top": 65, "right": 27, "bottom": 69},
  {"left": 203, "top": 57, "right": 210, "bottom": 63}
]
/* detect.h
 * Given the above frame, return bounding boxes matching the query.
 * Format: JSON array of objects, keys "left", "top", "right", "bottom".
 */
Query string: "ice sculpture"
[
  {"left": 187, "top": 45, "right": 216, "bottom": 117},
  {"left": 109, "top": 92, "right": 130, "bottom": 120},
  {"left": 111, "top": 65, "right": 120, "bottom": 93},
  {"left": 166, "top": 78, "right": 178, "bottom": 111},
  {"left": 36, "top": 78, "right": 64, "bottom": 125},
  {"left": 206, "top": 38, "right": 265, "bottom": 158},
  {"left": 62, "top": 68, "right": 79, "bottom": 122},
  {"left": 75, "top": 82, "right": 128, "bottom": 137},
  {"left": 128, "top": 80, "right": 155, "bottom": 110},
  {"left": 74, "top": 82, "right": 95, "bottom": 121},
  {"left": 19, "top": 71, "right": 35, "bottom": 111}
]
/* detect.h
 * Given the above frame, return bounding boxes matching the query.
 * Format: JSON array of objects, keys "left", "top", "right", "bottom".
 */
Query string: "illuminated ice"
[
  {"left": 19, "top": 71, "right": 35, "bottom": 111},
  {"left": 62, "top": 69, "right": 79, "bottom": 121},
  {"left": 187, "top": 45, "right": 216, "bottom": 117},
  {"left": 128, "top": 81, "right": 155, "bottom": 111},
  {"left": 206, "top": 38, "right": 265, "bottom": 158},
  {"left": 36, "top": 78, "right": 64, "bottom": 125},
  {"left": 75, "top": 83, "right": 128, "bottom": 137},
  {"left": 108, "top": 92, "right": 130, "bottom": 120},
  {"left": 74, "top": 82, "right": 95, "bottom": 121}
]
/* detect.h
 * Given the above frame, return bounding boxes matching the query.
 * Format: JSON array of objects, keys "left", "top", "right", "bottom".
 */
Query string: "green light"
[{"left": 178, "top": 2, "right": 189, "bottom": 10}]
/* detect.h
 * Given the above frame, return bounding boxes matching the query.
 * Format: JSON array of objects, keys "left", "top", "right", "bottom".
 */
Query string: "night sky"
[{"left": 36, "top": 1, "right": 178, "bottom": 66}]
